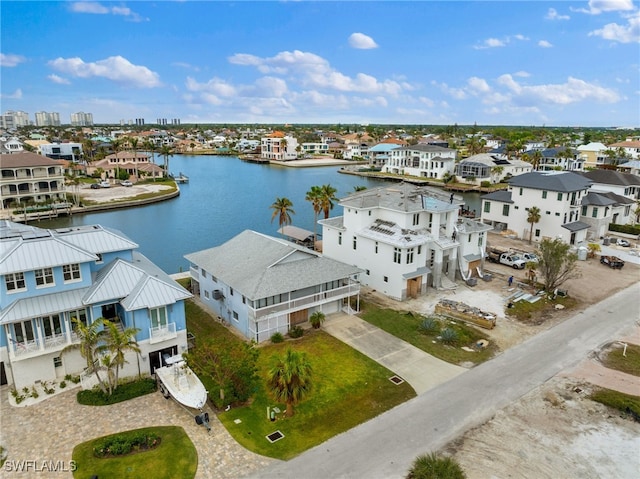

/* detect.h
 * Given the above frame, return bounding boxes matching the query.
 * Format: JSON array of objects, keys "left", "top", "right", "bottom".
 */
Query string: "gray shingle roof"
[
  {"left": 509, "top": 171, "right": 592, "bottom": 192},
  {"left": 561, "top": 221, "right": 590, "bottom": 232},
  {"left": 481, "top": 190, "right": 513, "bottom": 203},
  {"left": 394, "top": 144, "right": 454, "bottom": 153},
  {"left": 580, "top": 169, "right": 640, "bottom": 186},
  {"left": 580, "top": 192, "right": 617, "bottom": 207},
  {"left": 184, "top": 230, "right": 362, "bottom": 300}
]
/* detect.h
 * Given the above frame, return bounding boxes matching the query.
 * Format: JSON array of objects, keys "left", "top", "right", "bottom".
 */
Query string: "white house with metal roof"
[
  {"left": 320, "top": 183, "right": 491, "bottom": 301},
  {"left": 481, "top": 171, "right": 593, "bottom": 245},
  {"left": 0, "top": 220, "right": 191, "bottom": 389},
  {"left": 454, "top": 153, "right": 532, "bottom": 184},
  {"left": 185, "top": 231, "right": 362, "bottom": 343},
  {"left": 382, "top": 144, "right": 456, "bottom": 179}
]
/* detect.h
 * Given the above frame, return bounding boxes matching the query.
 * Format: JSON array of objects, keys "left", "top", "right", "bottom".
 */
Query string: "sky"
[{"left": 1, "top": 1, "right": 639, "bottom": 127}]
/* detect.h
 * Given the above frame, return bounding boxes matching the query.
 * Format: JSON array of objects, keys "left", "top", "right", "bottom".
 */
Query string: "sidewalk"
[{"left": 323, "top": 312, "right": 466, "bottom": 395}]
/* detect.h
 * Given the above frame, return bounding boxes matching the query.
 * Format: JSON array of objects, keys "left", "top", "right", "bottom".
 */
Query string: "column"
[
  {"left": 447, "top": 248, "right": 457, "bottom": 282},
  {"left": 432, "top": 249, "right": 443, "bottom": 288}
]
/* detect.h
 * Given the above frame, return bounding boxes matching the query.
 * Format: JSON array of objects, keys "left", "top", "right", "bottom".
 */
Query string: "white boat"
[{"left": 155, "top": 354, "right": 207, "bottom": 410}]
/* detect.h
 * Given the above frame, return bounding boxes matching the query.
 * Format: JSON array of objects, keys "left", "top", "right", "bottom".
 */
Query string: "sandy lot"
[{"left": 79, "top": 182, "right": 173, "bottom": 203}]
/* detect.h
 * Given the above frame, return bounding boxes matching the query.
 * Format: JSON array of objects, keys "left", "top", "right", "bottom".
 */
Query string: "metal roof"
[
  {"left": 0, "top": 288, "right": 88, "bottom": 324},
  {"left": 184, "top": 230, "right": 362, "bottom": 300},
  {"left": 52, "top": 225, "right": 138, "bottom": 254},
  {"left": 278, "top": 225, "right": 314, "bottom": 242}
]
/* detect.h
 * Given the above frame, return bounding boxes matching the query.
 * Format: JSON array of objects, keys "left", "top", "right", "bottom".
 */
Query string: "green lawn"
[
  {"left": 589, "top": 388, "right": 640, "bottom": 418},
  {"left": 601, "top": 343, "right": 640, "bottom": 377},
  {"left": 360, "top": 306, "right": 497, "bottom": 365},
  {"left": 217, "top": 331, "right": 415, "bottom": 460},
  {"left": 72, "top": 426, "right": 197, "bottom": 479}
]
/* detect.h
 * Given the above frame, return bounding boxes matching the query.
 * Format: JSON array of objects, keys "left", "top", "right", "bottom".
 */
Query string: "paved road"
[{"left": 252, "top": 282, "right": 640, "bottom": 479}]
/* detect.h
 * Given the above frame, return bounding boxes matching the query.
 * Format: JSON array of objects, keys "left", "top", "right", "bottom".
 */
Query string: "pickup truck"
[{"left": 486, "top": 248, "right": 526, "bottom": 269}]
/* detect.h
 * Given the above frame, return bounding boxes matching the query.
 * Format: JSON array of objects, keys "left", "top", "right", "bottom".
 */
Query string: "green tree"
[
  {"left": 111, "top": 138, "right": 123, "bottom": 180},
  {"left": 98, "top": 321, "right": 141, "bottom": 394},
  {"left": 129, "top": 137, "right": 139, "bottom": 180},
  {"left": 306, "top": 186, "right": 323, "bottom": 243},
  {"left": 536, "top": 238, "right": 580, "bottom": 292},
  {"left": 319, "top": 184, "right": 338, "bottom": 219},
  {"left": 309, "top": 311, "right": 325, "bottom": 329},
  {"left": 187, "top": 337, "right": 259, "bottom": 408},
  {"left": 527, "top": 206, "right": 541, "bottom": 244},
  {"left": 353, "top": 185, "right": 367, "bottom": 192},
  {"left": 267, "top": 347, "right": 313, "bottom": 417},
  {"left": 61, "top": 318, "right": 108, "bottom": 395},
  {"left": 270, "top": 197, "right": 295, "bottom": 233},
  {"left": 490, "top": 166, "right": 504, "bottom": 184},
  {"left": 159, "top": 145, "right": 173, "bottom": 176},
  {"left": 406, "top": 452, "right": 466, "bottom": 479}
]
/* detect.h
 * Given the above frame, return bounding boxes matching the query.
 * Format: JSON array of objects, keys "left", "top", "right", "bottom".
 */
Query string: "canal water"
[{"left": 36, "top": 155, "right": 482, "bottom": 274}]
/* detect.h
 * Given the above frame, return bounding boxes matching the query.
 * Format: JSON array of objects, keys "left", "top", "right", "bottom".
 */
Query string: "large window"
[
  {"left": 406, "top": 248, "right": 414, "bottom": 264},
  {"left": 14, "top": 320, "right": 35, "bottom": 343},
  {"left": 5, "top": 272, "right": 26, "bottom": 292},
  {"left": 42, "top": 314, "right": 62, "bottom": 337},
  {"left": 502, "top": 204, "right": 510, "bottom": 216},
  {"left": 35, "top": 268, "right": 54, "bottom": 287},
  {"left": 63, "top": 264, "right": 81, "bottom": 282},
  {"left": 68, "top": 308, "right": 88, "bottom": 330},
  {"left": 542, "top": 191, "right": 547, "bottom": 199},
  {"left": 393, "top": 248, "right": 402, "bottom": 264},
  {"left": 483, "top": 202, "right": 490, "bottom": 213},
  {"left": 412, "top": 213, "right": 419, "bottom": 226},
  {"left": 150, "top": 307, "right": 168, "bottom": 329},
  {"left": 592, "top": 207, "right": 598, "bottom": 218}
]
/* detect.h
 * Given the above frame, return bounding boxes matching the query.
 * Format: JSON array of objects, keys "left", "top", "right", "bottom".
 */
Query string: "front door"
[
  {"left": 289, "top": 309, "right": 308, "bottom": 326},
  {"left": 0, "top": 362, "right": 7, "bottom": 386},
  {"left": 407, "top": 277, "right": 422, "bottom": 298}
]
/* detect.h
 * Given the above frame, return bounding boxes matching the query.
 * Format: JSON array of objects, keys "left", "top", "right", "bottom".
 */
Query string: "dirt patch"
[
  {"left": 445, "top": 376, "right": 640, "bottom": 479},
  {"left": 79, "top": 183, "right": 173, "bottom": 203}
]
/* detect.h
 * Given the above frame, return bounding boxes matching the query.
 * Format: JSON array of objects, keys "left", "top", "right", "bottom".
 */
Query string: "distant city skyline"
[{"left": 1, "top": 1, "right": 639, "bottom": 127}]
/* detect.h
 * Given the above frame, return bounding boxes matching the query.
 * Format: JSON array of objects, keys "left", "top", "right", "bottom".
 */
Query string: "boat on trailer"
[{"left": 155, "top": 354, "right": 207, "bottom": 410}]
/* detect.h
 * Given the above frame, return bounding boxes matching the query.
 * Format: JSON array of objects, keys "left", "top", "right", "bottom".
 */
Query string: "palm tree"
[
  {"left": 319, "top": 184, "right": 338, "bottom": 219},
  {"left": 270, "top": 197, "right": 295, "bottom": 234},
  {"left": 266, "top": 347, "right": 313, "bottom": 417},
  {"left": 61, "top": 317, "right": 108, "bottom": 395},
  {"left": 305, "top": 186, "right": 323, "bottom": 243},
  {"left": 98, "top": 321, "right": 141, "bottom": 393},
  {"left": 527, "top": 206, "right": 541, "bottom": 244},
  {"left": 111, "top": 138, "right": 123, "bottom": 181},
  {"left": 279, "top": 138, "right": 288, "bottom": 160},
  {"left": 129, "top": 137, "right": 139, "bottom": 181},
  {"left": 490, "top": 166, "right": 504, "bottom": 184},
  {"left": 159, "top": 145, "right": 173, "bottom": 177}
]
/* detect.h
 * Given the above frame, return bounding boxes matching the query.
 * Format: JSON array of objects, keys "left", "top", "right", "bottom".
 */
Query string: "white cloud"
[
  {"left": 0, "top": 53, "right": 26, "bottom": 67},
  {"left": 546, "top": 8, "right": 570, "bottom": 20},
  {"left": 513, "top": 34, "right": 529, "bottom": 41},
  {"left": 69, "top": 2, "right": 147, "bottom": 22},
  {"left": 185, "top": 76, "right": 236, "bottom": 97},
  {"left": 573, "top": 0, "right": 635, "bottom": 15},
  {"left": 48, "top": 74, "right": 71, "bottom": 85},
  {"left": 172, "top": 62, "right": 200, "bottom": 72},
  {"left": 498, "top": 74, "right": 620, "bottom": 104},
  {"left": 432, "top": 80, "right": 467, "bottom": 100},
  {"left": 348, "top": 33, "right": 379, "bottom": 49},
  {"left": 589, "top": 11, "right": 640, "bottom": 43},
  {"left": 514, "top": 71, "right": 531, "bottom": 78},
  {"left": 0, "top": 88, "right": 22, "bottom": 99},
  {"left": 48, "top": 56, "right": 161, "bottom": 88},
  {"left": 467, "top": 77, "right": 491, "bottom": 93},
  {"left": 474, "top": 38, "right": 506, "bottom": 49},
  {"left": 538, "top": 40, "right": 554, "bottom": 48}
]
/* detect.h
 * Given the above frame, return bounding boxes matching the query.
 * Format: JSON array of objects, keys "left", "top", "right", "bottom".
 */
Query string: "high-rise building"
[
  {"left": 1, "top": 110, "right": 30, "bottom": 129},
  {"left": 70, "top": 112, "right": 94, "bottom": 126},
  {"left": 34, "top": 111, "right": 61, "bottom": 127},
  {"left": 135, "top": 118, "right": 145, "bottom": 126},
  {"left": 157, "top": 118, "right": 168, "bottom": 125}
]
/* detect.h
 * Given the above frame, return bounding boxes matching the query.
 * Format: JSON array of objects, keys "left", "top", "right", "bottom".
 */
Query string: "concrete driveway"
[{"left": 323, "top": 313, "right": 466, "bottom": 395}]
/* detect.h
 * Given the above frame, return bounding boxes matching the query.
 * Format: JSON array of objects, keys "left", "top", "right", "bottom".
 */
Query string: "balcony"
[
  {"left": 249, "top": 283, "right": 360, "bottom": 320},
  {"left": 149, "top": 322, "right": 177, "bottom": 344},
  {"left": 9, "top": 332, "right": 72, "bottom": 361}
]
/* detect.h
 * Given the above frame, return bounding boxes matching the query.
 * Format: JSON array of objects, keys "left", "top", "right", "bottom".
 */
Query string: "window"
[
  {"left": 478, "top": 232, "right": 485, "bottom": 247},
  {"left": 242, "top": 296, "right": 246, "bottom": 304},
  {"left": 35, "top": 268, "right": 54, "bottom": 287},
  {"left": 368, "top": 211, "right": 372, "bottom": 216},
  {"left": 592, "top": 207, "right": 598, "bottom": 218},
  {"left": 393, "top": 248, "right": 402, "bottom": 264},
  {"left": 95, "top": 253, "right": 103, "bottom": 264},
  {"left": 406, "top": 248, "right": 414, "bottom": 264},
  {"left": 502, "top": 204, "right": 510, "bottom": 216},
  {"left": 63, "top": 264, "right": 80, "bottom": 282},
  {"left": 519, "top": 188, "right": 523, "bottom": 196},
  {"left": 53, "top": 357, "right": 63, "bottom": 368},
  {"left": 417, "top": 245, "right": 422, "bottom": 255},
  {"left": 68, "top": 309, "right": 88, "bottom": 329},
  {"left": 204, "top": 290, "right": 210, "bottom": 299},
  {"left": 557, "top": 192, "right": 563, "bottom": 201},
  {"left": 581, "top": 206, "right": 587, "bottom": 216},
  {"left": 535, "top": 229, "right": 541, "bottom": 237},
  {"left": 212, "top": 275, "right": 217, "bottom": 282},
  {"left": 383, "top": 276, "right": 388, "bottom": 283},
  {"left": 412, "top": 213, "right": 419, "bottom": 226},
  {"left": 366, "top": 269, "right": 370, "bottom": 275},
  {"left": 14, "top": 320, "right": 34, "bottom": 343},
  {"left": 555, "top": 212, "right": 560, "bottom": 216},
  {"left": 542, "top": 191, "right": 547, "bottom": 199},
  {"left": 202, "top": 269, "right": 207, "bottom": 279},
  {"left": 233, "top": 311, "right": 239, "bottom": 321},
  {"left": 338, "top": 232, "right": 342, "bottom": 245},
  {"left": 353, "top": 236, "right": 357, "bottom": 250},
  {"left": 546, "top": 211, "right": 551, "bottom": 215},
  {"left": 5, "top": 272, "right": 25, "bottom": 292},
  {"left": 150, "top": 307, "right": 168, "bottom": 329},
  {"left": 468, "top": 234, "right": 472, "bottom": 243},
  {"left": 42, "top": 314, "right": 62, "bottom": 337},
  {"left": 230, "top": 287, "right": 234, "bottom": 296},
  {"left": 375, "top": 242, "right": 378, "bottom": 254},
  {"left": 483, "top": 202, "right": 490, "bottom": 213}
]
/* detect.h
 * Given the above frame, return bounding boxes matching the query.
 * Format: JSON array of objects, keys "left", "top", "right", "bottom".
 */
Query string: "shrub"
[
  {"left": 418, "top": 318, "right": 441, "bottom": 335},
  {"left": 60, "top": 381, "right": 67, "bottom": 389},
  {"left": 407, "top": 452, "right": 466, "bottom": 479},
  {"left": 288, "top": 325, "right": 304, "bottom": 338},
  {"left": 93, "top": 431, "right": 160, "bottom": 458},
  {"left": 77, "top": 377, "right": 156, "bottom": 406},
  {"left": 480, "top": 180, "right": 491, "bottom": 188},
  {"left": 608, "top": 223, "right": 640, "bottom": 235},
  {"left": 440, "top": 327, "right": 459, "bottom": 345},
  {"left": 31, "top": 386, "right": 39, "bottom": 399},
  {"left": 309, "top": 311, "right": 326, "bottom": 329},
  {"left": 271, "top": 332, "right": 284, "bottom": 343}
]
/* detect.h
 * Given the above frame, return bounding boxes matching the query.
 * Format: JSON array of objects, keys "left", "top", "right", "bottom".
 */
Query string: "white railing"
[
  {"left": 149, "top": 322, "right": 177, "bottom": 344},
  {"left": 11, "top": 332, "right": 73, "bottom": 359},
  {"left": 44, "top": 332, "right": 67, "bottom": 349},
  {"left": 249, "top": 284, "right": 360, "bottom": 319},
  {"left": 11, "top": 338, "right": 40, "bottom": 357}
]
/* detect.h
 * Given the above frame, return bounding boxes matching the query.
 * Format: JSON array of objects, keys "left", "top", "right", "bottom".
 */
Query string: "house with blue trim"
[{"left": 0, "top": 220, "right": 191, "bottom": 390}]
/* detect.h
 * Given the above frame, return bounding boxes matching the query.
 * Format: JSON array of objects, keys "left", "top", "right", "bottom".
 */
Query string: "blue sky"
[{"left": 1, "top": 1, "right": 639, "bottom": 127}]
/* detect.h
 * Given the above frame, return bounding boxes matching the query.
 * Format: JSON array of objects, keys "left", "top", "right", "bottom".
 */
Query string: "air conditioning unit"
[{"left": 212, "top": 290, "right": 223, "bottom": 300}]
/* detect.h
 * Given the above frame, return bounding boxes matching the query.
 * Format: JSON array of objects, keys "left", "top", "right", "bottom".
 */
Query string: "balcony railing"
[
  {"left": 249, "top": 283, "right": 360, "bottom": 320},
  {"left": 149, "top": 322, "right": 177, "bottom": 344},
  {"left": 10, "top": 332, "right": 70, "bottom": 360}
]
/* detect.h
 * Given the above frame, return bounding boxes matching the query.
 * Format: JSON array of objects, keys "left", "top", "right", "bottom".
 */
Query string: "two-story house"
[
  {"left": 260, "top": 132, "right": 299, "bottom": 161},
  {"left": 481, "top": 171, "right": 592, "bottom": 245},
  {"left": 382, "top": 144, "right": 456, "bottom": 179},
  {"left": 0, "top": 220, "right": 192, "bottom": 389},
  {"left": 536, "top": 147, "right": 584, "bottom": 172},
  {"left": 87, "top": 151, "right": 164, "bottom": 181},
  {"left": 608, "top": 139, "right": 640, "bottom": 160},
  {"left": 320, "top": 183, "right": 490, "bottom": 301},
  {"left": 185, "top": 230, "right": 362, "bottom": 343},
  {"left": 455, "top": 154, "right": 532, "bottom": 184},
  {"left": 0, "top": 152, "right": 67, "bottom": 212}
]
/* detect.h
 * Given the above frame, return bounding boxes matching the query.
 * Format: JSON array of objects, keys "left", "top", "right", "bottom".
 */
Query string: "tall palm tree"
[
  {"left": 129, "top": 137, "right": 139, "bottom": 181},
  {"left": 305, "top": 186, "right": 323, "bottom": 243},
  {"left": 267, "top": 347, "right": 313, "bottom": 417},
  {"left": 270, "top": 197, "right": 295, "bottom": 234},
  {"left": 319, "top": 184, "right": 338, "bottom": 219},
  {"left": 111, "top": 138, "right": 123, "bottom": 181},
  {"left": 61, "top": 317, "right": 108, "bottom": 395},
  {"left": 527, "top": 206, "right": 541, "bottom": 244},
  {"left": 98, "top": 321, "right": 141, "bottom": 394},
  {"left": 159, "top": 145, "right": 173, "bottom": 177},
  {"left": 530, "top": 150, "right": 542, "bottom": 170},
  {"left": 490, "top": 166, "right": 504, "bottom": 184}
]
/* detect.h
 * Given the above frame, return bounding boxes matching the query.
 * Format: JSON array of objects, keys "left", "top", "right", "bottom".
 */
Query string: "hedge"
[{"left": 608, "top": 223, "right": 640, "bottom": 236}]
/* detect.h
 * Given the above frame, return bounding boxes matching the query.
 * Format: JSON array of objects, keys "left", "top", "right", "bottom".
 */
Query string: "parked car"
[
  {"left": 99, "top": 180, "right": 111, "bottom": 188},
  {"left": 616, "top": 238, "right": 631, "bottom": 247},
  {"left": 120, "top": 180, "right": 133, "bottom": 187},
  {"left": 90, "top": 183, "right": 100, "bottom": 189},
  {"left": 600, "top": 255, "right": 625, "bottom": 269},
  {"left": 520, "top": 252, "right": 539, "bottom": 263}
]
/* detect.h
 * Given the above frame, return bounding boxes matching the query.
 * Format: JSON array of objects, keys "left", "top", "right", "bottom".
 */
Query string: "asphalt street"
[{"left": 252, "top": 282, "right": 640, "bottom": 479}]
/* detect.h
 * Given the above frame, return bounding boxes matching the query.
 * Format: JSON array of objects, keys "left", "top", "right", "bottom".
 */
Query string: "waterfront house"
[
  {"left": 185, "top": 231, "right": 362, "bottom": 343},
  {"left": 367, "top": 143, "right": 402, "bottom": 168},
  {"left": 608, "top": 139, "right": 640, "bottom": 159},
  {"left": 0, "top": 137, "right": 24, "bottom": 155},
  {"left": 320, "top": 183, "right": 491, "bottom": 301},
  {"left": 0, "top": 152, "right": 67, "bottom": 211},
  {"left": 382, "top": 144, "right": 456, "bottom": 179},
  {"left": 260, "top": 132, "right": 299, "bottom": 161},
  {"left": 579, "top": 169, "right": 640, "bottom": 201},
  {"left": 87, "top": 151, "right": 163, "bottom": 181},
  {"left": 0, "top": 220, "right": 192, "bottom": 389},
  {"left": 535, "top": 147, "right": 584, "bottom": 172},
  {"left": 454, "top": 153, "right": 532, "bottom": 184},
  {"left": 481, "top": 171, "right": 592, "bottom": 245},
  {"left": 576, "top": 142, "right": 609, "bottom": 169}
]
